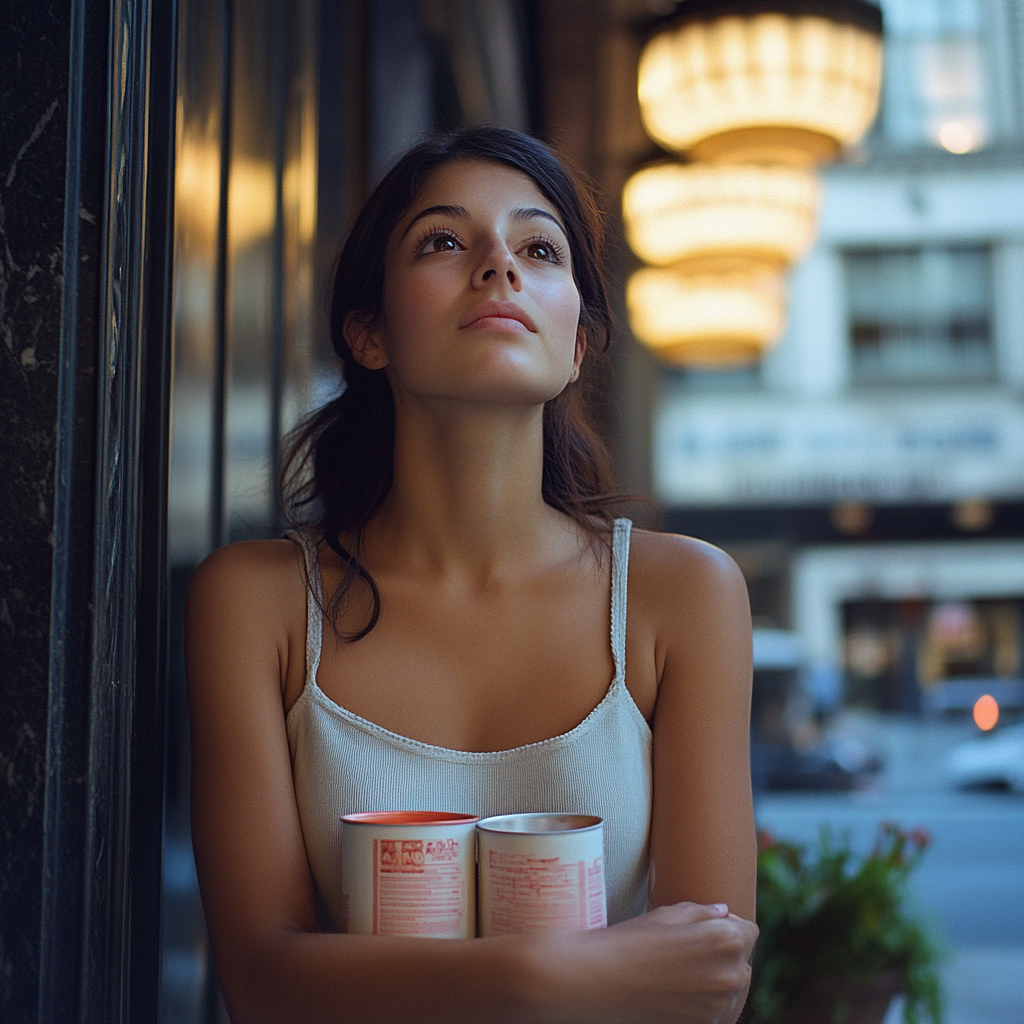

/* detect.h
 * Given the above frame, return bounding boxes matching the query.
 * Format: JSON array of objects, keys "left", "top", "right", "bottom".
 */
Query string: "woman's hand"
[
  {"left": 604, "top": 902, "right": 758, "bottom": 1024},
  {"left": 529, "top": 901, "right": 758, "bottom": 1024}
]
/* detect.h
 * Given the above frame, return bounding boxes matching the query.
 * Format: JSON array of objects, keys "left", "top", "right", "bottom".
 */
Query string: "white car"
[{"left": 945, "top": 724, "right": 1024, "bottom": 793}]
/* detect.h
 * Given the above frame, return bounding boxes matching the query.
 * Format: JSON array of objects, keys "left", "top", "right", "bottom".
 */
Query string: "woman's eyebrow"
[
  {"left": 510, "top": 207, "right": 567, "bottom": 236},
  {"left": 400, "top": 203, "right": 567, "bottom": 241},
  {"left": 401, "top": 204, "right": 468, "bottom": 240}
]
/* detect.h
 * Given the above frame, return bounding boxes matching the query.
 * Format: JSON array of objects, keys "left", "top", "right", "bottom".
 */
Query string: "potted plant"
[{"left": 749, "top": 823, "right": 944, "bottom": 1024}]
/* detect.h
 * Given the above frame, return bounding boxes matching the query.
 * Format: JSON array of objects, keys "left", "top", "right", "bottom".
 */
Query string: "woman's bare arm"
[
  {"left": 187, "top": 538, "right": 756, "bottom": 1024},
  {"left": 623, "top": 532, "right": 758, "bottom": 1021},
  {"left": 186, "top": 541, "right": 545, "bottom": 1022},
  {"left": 637, "top": 533, "right": 756, "bottom": 920}
]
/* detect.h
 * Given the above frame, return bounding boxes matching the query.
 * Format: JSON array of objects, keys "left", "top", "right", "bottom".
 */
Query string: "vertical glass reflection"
[
  {"left": 163, "top": 1, "right": 225, "bottom": 1019},
  {"left": 169, "top": 0, "right": 222, "bottom": 567},
  {"left": 225, "top": 3, "right": 275, "bottom": 542},
  {"left": 162, "top": 2, "right": 318, "bottom": 1020}
]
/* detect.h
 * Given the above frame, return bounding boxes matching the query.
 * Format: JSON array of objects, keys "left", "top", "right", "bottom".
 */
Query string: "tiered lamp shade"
[
  {"left": 637, "top": 2, "right": 884, "bottom": 165},
  {"left": 626, "top": 267, "right": 785, "bottom": 365},
  {"left": 622, "top": 161, "right": 820, "bottom": 272}
]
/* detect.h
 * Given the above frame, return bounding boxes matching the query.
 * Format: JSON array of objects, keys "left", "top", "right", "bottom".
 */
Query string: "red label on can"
[
  {"left": 485, "top": 851, "right": 607, "bottom": 933},
  {"left": 371, "top": 837, "right": 465, "bottom": 935},
  {"left": 378, "top": 839, "right": 425, "bottom": 873}
]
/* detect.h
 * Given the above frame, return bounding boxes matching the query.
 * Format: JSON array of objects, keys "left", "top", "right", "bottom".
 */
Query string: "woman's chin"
[
  {"left": 393, "top": 356, "right": 573, "bottom": 408},
  {"left": 438, "top": 379, "right": 569, "bottom": 409}
]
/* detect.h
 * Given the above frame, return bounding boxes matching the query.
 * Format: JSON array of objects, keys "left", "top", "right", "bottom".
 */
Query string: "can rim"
[
  {"left": 340, "top": 810, "right": 480, "bottom": 827},
  {"left": 476, "top": 813, "right": 603, "bottom": 835}
]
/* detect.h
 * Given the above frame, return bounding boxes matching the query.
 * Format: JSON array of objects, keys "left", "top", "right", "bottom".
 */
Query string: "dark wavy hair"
[{"left": 282, "top": 124, "right": 624, "bottom": 639}]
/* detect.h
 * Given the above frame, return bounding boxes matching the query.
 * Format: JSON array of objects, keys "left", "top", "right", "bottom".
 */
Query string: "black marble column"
[
  {"left": 0, "top": 2, "right": 105, "bottom": 1019},
  {"left": 0, "top": 1, "right": 173, "bottom": 1020}
]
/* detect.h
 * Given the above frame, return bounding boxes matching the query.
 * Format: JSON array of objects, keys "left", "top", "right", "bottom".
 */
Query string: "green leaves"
[{"left": 750, "top": 825, "right": 945, "bottom": 1024}]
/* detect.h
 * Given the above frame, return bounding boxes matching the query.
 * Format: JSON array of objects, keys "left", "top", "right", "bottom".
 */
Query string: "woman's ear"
[
  {"left": 344, "top": 312, "right": 389, "bottom": 370},
  {"left": 569, "top": 325, "right": 587, "bottom": 383}
]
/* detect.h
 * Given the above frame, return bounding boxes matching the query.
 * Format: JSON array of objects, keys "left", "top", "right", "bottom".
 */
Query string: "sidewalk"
[{"left": 882, "top": 945, "right": 1024, "bottom": 1024}]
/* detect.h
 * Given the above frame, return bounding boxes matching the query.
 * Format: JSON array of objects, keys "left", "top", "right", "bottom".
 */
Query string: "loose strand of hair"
[{"left": 280, "top": 381, "right": 392, "bottom": 640}]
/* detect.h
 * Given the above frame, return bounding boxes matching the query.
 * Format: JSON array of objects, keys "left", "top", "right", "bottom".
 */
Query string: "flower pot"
[{"left": 778, "top": 970, "right": 902, "bottom": 1024}]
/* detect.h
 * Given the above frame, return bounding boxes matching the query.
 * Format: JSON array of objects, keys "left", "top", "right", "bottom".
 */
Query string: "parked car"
[
  {"left": 945, "top": 723, "right": 1024, "bottom": 792},
  {"left": 751, "top": 741, "right": 863, "bottom": 792},
  {"left": 750, "top": 629, "right": 882, "bottom": 792}
]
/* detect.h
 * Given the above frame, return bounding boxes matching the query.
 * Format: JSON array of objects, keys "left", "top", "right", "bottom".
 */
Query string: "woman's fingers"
[
  {"left": 555, "top": 902, "right": 758, "bottom": 1023},
  {"left": 638, "top": 901, "right": 732, "bottom": 926},
  {"left": 640, "top": 901, "right": 759, "bottom": 961}
]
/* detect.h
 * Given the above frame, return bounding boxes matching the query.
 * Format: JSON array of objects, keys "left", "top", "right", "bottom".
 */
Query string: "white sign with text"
[{"left": 655, "top": 392, "right": 1024, "bottom": 506}]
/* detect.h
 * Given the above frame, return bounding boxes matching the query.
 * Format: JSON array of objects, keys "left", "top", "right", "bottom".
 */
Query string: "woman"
[{"left": 187, "top": 125, "right": 757, "bottom": 1023}]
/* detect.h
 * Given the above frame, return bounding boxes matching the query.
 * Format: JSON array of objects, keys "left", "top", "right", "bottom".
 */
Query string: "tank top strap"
[
  {"left": 610, "top": 518, "right": 632, "bottom": 685},
  {"left": 287, "top": 530, "right": 323, "bottom": 685}
]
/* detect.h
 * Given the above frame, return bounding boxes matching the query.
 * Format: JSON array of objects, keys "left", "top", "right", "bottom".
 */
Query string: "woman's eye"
[
  {"left": 421, "top": 232, "right": 462, "bottom": 254},
  {"left": 524, "top": 239, "right": 563, "bottom": 263}
]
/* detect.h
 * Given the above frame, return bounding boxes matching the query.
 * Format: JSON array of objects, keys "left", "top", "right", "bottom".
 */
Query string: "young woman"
[{"left": 187, "top": 125, "right": 757, "bottom": 1023}]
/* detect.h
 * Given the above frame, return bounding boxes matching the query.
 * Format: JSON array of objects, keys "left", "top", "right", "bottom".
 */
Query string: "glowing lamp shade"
[
  {"left": 638, "top": 8, "right": 883, "bottom": 165},
  {"left": 622, "top": 162, "right": 820, "bottom": 271},
  {"left": 627, "top": 266, "right": 785, "bottom": 365}
]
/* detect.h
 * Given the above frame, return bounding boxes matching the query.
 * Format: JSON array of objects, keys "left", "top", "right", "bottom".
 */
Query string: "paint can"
[
  {"left": 476, "top": 813, "right": 607, "bottom": 936},
  {"left": 340, "top": 811, "right": 479, "bottom": 938}
]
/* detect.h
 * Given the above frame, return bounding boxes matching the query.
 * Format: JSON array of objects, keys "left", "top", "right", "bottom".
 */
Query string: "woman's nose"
[{"left": 471, "top": 239, "right": 520, "bottom": 291}]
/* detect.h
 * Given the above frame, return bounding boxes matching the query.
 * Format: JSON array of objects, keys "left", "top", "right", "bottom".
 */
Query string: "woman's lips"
[{"left": 459, "top": 301, "right": 537, "bottom": 333}]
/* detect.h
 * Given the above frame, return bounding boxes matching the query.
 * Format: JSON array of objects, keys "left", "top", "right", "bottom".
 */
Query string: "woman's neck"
[{"left": 362, "top": 398, "right": 572, "bottom": 582}]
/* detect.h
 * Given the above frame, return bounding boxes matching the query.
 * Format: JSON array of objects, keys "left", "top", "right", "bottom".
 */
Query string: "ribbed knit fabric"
[{"left": 286, "top": 519, "right": 652, "bottom": 929}]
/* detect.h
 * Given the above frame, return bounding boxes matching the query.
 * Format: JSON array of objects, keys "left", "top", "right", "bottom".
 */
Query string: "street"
[{"left": 756, "top": 713, "right": 1024, "bottom": 1024}]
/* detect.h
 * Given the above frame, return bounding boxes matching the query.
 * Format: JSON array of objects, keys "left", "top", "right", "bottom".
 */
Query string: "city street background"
[{"left": 757, "top": 714, "right": 1024, "bottom": 1024}]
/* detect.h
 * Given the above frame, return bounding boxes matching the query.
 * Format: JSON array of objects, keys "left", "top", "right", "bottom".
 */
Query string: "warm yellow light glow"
[
  {"left": 176, "top": 138, "right": 279, "bottom": 250},
  {"left": 287, "top": 92, "right": 320, "bottom": 245},
  {"left": 626, "top": 266, "right": 785, "bottom": 365},
  {"left": 622, "top": 162, "right": 820, "bottom": 271},
  {"left": 175, "top": 136, "right": 221, "bottom": 241},
  {"left": 638, "top": 14, "right": 883, "bottom": 164},
  {"left": 974, "top": 694, "right": 999, "bottom": 731},
  {"left": 227, "top": 159, "right": 277, "bottom": 249}
]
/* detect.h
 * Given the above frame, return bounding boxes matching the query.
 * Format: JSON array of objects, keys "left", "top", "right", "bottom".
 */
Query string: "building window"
[
  {"left": 844, "top": 245, "right": 995, "bottom": 384},
  {"left": 878, "top": 0, "right": 992, "bottom": 152},
  {"left": 842, "top": 596, "right": 1023, "bottom": 714}
]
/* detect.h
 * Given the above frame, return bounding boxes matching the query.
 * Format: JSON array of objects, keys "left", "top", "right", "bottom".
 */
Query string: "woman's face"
[{"left": 347, "top": 159, "right": 583, "bottom": 409}]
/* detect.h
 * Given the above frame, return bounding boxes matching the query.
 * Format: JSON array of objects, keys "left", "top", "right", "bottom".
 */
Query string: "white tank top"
[{"left": 286, "top": 518, "right": 652, "bottom": 928}]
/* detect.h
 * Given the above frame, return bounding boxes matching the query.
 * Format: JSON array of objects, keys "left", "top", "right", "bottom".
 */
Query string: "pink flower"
[{"left": 909, "top": 827, "right": 931, "bottom": 850}]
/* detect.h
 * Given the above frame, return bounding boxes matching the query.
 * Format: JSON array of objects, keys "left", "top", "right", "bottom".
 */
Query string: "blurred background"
[{"left": 161, "top": 0, "right": 1024, "bottom": 1020}]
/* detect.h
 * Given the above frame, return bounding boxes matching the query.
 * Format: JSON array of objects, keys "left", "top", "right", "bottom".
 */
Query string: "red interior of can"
[{"left": 341, "top": 811, "right": 480, "bottom": 826}]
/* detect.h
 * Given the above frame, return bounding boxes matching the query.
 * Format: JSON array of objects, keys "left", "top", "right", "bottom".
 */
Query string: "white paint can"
[
  {"left": 340, "top": 811, "right": 479, "bottom": 938},
  {"left": 476, "top": 813, "right": 607, "bottom": 937}
]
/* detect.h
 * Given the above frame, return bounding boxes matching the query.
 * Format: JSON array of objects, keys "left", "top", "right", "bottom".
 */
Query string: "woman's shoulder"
[
  {"left": 188, "top": 537, "right": 308, "bottom": 623},
  {"left": 186, "top": 538, "right": 310, "bottom": 703},
  {"left": 192, "top": 535, "right": 305, "bottom": 581},
  {"left": 627, "top": 528, "right": 751, "bottom": 708},
  {"left": 626, "top": 527, "right": 749, "bottom": 643},
  {"left": 616, "top": 527, "right": 750, "bottom": 718},
  {"left": 628, "top": 527, "right": 746, "bottom": 601}
]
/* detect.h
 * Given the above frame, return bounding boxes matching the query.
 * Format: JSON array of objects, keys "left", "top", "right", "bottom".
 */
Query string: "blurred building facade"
[{"left": 655, "top": 0, "right": 1024, "bottom": 725}]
